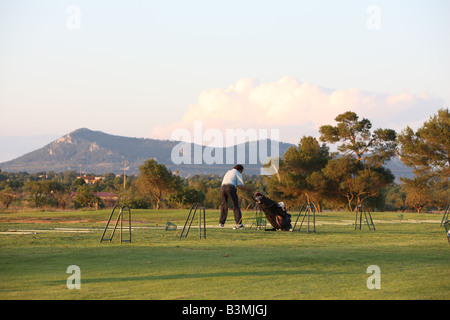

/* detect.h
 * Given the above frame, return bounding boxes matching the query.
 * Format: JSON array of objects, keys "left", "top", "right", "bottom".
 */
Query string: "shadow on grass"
[{"left": 45, "top": 269, "right": 349, "bottom": 285}]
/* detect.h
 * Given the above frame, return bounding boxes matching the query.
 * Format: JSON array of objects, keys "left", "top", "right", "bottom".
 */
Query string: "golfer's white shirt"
[{"left": 221, "top": 169, "right": 244, "bottom": 187}]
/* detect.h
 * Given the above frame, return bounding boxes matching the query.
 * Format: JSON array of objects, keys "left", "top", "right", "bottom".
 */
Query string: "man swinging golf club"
[{"left": 219, "top": 164, "right": 253, "bottom": 229}]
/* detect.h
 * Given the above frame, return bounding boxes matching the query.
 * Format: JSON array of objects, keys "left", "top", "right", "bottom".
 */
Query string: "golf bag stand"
[
  {"left": 443, "top": 220, "right": 450, "bottom": 246},
  {"left": 440, "top": 204, "right": 450, "bottom": 226},
  {"left": 354, "top": 202, "right": 376, "bottom": 230},
  {"left": 100, "top": 204, "right": 132, "bottom": 244},
  {"left": 180, "top": 203, "right": 206, "bottom": 239},
  {"left": 250, "top": 203, "right": 266, "bottom": 230},
  {"left": 292, "top": 203, "right": 316, "bottom": 233}
]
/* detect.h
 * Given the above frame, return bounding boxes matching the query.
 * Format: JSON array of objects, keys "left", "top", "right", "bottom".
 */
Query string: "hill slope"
[
  {"left": 0, "top": 128, "right": 292, "bottom": 176},
  {"left": 0, "top": 128, "right": 413, "bottom": 179}
]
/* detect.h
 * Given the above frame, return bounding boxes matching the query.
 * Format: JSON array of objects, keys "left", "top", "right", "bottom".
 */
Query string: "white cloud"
[{"left": 151, "top": 76, "right": 444, "bottom": 145}]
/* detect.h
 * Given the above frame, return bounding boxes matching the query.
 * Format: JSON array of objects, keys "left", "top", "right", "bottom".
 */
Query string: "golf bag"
[{"left": 254, "top": 192, "right": 292, "bottom": 231}]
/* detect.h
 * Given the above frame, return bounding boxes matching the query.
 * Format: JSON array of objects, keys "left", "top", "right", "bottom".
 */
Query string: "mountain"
[
  {"left": 0, "top": 128, "right": 293, "bottom": 177},
  {"left": 0, "top": 128, "right": 414, "bottom": 179}
]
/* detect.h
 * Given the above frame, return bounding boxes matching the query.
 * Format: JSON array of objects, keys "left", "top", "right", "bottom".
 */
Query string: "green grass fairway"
[{"left": 0, "top": 209, "right": 449, "bottom": 300}]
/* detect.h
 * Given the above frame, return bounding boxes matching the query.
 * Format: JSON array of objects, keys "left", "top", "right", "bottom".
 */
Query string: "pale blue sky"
[{"left": 0, "top": 0, "right": 449, "bottom": 161}]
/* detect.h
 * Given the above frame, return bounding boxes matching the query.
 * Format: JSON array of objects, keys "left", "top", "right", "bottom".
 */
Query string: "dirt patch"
[{"left": 5, "top": 218, "right": 90, "bottom": 224}]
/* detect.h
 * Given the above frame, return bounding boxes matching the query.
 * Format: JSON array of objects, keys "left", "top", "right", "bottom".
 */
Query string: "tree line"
[
  {"left": 0, "top": 109, "right": 448, "bottom": 213},
  {"left": 264, "top": 109, "right": 448, "bottom": 213}
]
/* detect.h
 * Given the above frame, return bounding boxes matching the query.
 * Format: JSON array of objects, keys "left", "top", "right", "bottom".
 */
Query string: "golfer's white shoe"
[{"left": 233, "top": 224, "right": 245, "bottom": 229}]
